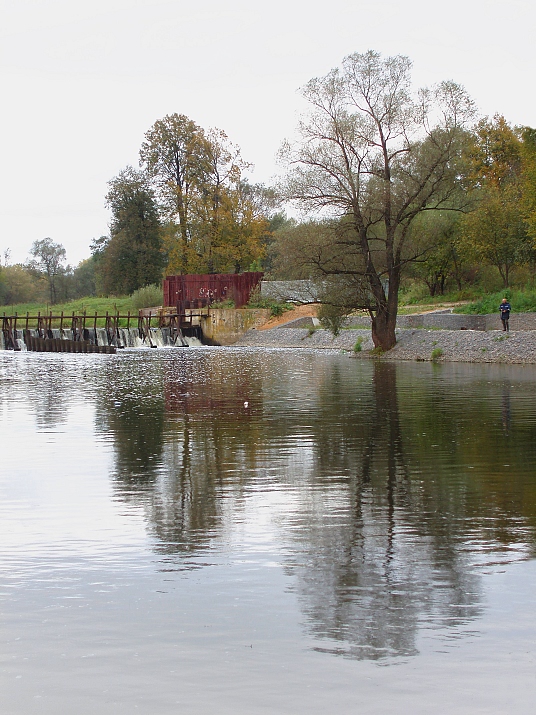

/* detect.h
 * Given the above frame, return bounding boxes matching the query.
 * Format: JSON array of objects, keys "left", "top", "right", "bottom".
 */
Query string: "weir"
[{"left": 1, "top": 310, "right": 204, "bottom": 352}]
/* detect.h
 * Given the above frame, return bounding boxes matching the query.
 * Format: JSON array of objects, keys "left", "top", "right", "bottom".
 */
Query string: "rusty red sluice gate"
[{"left": 163, "top": 272, "right": 263, "bottom": 312}]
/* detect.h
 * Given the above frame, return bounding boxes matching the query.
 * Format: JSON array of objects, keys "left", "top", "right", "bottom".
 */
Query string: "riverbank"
[{"left": 235, "top": 327, "right": 536, "bottom": 364}]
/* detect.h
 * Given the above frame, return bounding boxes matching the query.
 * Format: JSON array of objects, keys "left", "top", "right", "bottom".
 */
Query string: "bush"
[
  {"left": 246, "top": 287, "right": 293, "bottom": 317},
  {"left": 130, "top": 284, "right": 163, "bottom": 311},
  {"left": 210, "top": 299, "right": 235, "bottom": 309},
  {"left": 431, "top": 347, "right": 443, "bottom": 362},
  {"left": 318, "top": 303, "right": 346, "bottom": 336},
  {"left": 353, "top": 336, "right": 364, "bottom": 353}
]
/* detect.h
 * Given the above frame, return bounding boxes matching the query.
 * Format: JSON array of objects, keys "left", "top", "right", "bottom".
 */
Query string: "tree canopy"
[
  {"left": 460, "top": 116, "right": 530, "bottom": 287},
  {"left": 93, "top": 167, "right": 165, "bottom": 296},
  {"left": 139, "top": 114, "right": 271, "bottom": 275},
  {"left": 29, "top": 238, "right": 67, "bottom": 304}
]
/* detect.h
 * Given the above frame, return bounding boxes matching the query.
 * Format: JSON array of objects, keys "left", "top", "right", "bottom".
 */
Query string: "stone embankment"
[{"left": 235, "top": 327, "right": 536, "bottom": 364}]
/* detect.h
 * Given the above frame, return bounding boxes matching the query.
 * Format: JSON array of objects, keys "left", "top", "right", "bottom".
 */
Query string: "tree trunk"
[
  {"left": 371, "top": 306, "right": 397, "bottom": 351},
  {"left": 370, "top": 269, "right": 399, "bottom": 351}
]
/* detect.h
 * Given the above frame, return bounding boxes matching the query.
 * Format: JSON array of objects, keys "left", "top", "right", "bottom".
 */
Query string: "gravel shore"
[{"left": 235, "top": 327, "right": 536, "bottom": 364}]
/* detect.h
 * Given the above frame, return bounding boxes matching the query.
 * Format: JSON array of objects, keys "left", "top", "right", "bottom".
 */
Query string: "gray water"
[{"left": 1, "top": 348, "right": 536, "bottom": 714}]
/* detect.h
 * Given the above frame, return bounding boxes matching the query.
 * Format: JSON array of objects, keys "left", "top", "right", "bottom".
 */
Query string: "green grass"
[
  {"left": 0, "top": 296, "right": 143, "bottom": 328},
  {"left": 399, "top": 285, "right": 481, "bottom": 306},
  {"left": 453, "top": 289, "right": 536, "bottom": 315},
  {"left": 0, "top": 296, "right": 135, "bottom": 316}
]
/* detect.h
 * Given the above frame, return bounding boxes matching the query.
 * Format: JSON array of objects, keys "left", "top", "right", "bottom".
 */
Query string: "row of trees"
[
  {"left": 272, "top": 114, "right": 536, "bottom": 291},
  {"left": 1, "top": 117, "right": 280, "bottom": 304},
  {"left": 0, "top": 240, "right": 95, "bottom": 306}
]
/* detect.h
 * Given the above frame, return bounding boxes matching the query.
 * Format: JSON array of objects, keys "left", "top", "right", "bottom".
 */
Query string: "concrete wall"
[
  {"left": 327, "top": 311, "right": 536, "bottom": 331},
  {"left": 261, "top": 280, "right": 320, "bottom": 303},
  {"left": 200, "top": 308, "right": 271, "bottom": 345},
  {"left": 397, "top": 313, "right": 487, "bottom": 330},
  {"left": 484, "top": 313, "right": 536, "bottom": 331}
]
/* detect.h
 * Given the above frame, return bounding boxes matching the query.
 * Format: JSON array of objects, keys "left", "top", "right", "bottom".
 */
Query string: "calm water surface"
[{"left": 1, "top": 348, "right": 536, "bottom": 714}]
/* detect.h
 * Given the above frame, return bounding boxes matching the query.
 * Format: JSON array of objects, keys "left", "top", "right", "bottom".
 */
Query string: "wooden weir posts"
[
  {"left": 2, "top": 315, "right": 19, "bottom": 350},
  {"left": 1, "top": 309, "right": 198, "bottom": 353},
  {"left": 23, "top": 332, "right": 116, "bottom": 354}
]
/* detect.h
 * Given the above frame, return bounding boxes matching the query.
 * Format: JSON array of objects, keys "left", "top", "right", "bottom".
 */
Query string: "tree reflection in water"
[
  {"left": 93, "top": 351, "right": 536, "bottom": 660},
  {"left": 283, "top": 362, "right": 481, "bottom": 660}
]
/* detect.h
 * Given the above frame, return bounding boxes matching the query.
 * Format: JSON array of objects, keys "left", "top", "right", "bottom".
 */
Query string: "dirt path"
[
  {"left": 257, "top": 304, "right": 319, "bottom": 331},
  {"left": 257, "top": 301, "right": 470, "bottom": 331}
]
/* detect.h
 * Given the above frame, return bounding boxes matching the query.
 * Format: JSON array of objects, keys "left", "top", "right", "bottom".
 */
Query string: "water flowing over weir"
[
  {"left": 0, "top": 327, "right": 204, "bottom": 352},
  {"left": 1, "top": 310, "right": 205, "bottom": 352}
]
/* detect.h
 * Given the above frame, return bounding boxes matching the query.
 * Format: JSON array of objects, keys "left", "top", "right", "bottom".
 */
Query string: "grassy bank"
[
  {"left": 453, "top": 289, "right": 536, "bottom": 314},
  {"left": 0, "top": 296, "right": 137, "bottom": 316},
  {"left": 0, "top": 296, "right": 145, "bottom": 328}
]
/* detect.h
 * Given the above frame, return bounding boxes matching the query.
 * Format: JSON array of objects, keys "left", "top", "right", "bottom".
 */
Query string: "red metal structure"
[{"left": 163, "top": 272, "right": 263, "bottom": 311}]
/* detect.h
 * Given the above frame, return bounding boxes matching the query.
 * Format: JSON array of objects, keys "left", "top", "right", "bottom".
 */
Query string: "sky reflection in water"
[{"left": 1, "top": 349, "right": 536, "bottom": 714}]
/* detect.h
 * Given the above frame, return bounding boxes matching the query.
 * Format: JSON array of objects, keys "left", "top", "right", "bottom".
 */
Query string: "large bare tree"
[{"left": 280, "top": 51, "right": 474, "bottom": 350}]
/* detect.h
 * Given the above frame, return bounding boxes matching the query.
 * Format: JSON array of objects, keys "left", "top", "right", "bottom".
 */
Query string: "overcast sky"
[{"left": 1, "top": 0, "right": 535, "bottom": 266}]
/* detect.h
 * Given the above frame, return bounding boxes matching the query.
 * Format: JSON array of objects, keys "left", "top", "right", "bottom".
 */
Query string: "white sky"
[{"left": 1, "top": 0, "right": 535, "bottom": 266}]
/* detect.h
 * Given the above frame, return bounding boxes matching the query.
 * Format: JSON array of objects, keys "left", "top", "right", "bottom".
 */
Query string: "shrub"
[
  {"left": 130, "top": 284, "right": 163, "bottom": 310},
  {"left": 431, "top": 347, "right": 443, "bottom": 362},
  {"left": 353, "top": 336, "right": 364, "bottom": 353},
  {"left": 318, "top": 303, "right": 346, "bottom": 336},
  {"left": 246, "top": 287, "right": 293, "bottom": 317},
  {"left": 370, "top": 346, "right": 384, "bottom": 357},
  {"left": 210, "top": 299, "right": 235, "bottom": 309}
]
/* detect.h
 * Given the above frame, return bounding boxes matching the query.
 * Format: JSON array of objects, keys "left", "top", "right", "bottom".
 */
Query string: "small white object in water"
[{"left": 244, "top": 401, "right": 249, "bottom": 408}]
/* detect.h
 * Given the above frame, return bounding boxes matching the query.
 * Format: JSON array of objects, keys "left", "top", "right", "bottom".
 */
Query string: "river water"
[{"left": 1, "top": 348, "right": 536, "bottom": 714}]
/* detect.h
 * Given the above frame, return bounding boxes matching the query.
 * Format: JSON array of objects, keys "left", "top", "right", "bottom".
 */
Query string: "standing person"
[{"left": 499, "top": 298, "right": 511, "bottom": 332}]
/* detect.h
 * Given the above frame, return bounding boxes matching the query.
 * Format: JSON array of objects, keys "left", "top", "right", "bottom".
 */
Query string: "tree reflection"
[
  {"left": 95, "top": 351, "right": 266, "bottom": 553},
  {"left": 283, "top": 362, "right": 481, "bottom": 659},
  {"left": 92, "top": 351, "right": 536, "bottom": 660},
  {"left": 94, "top": 357, "right": 165, "bottom": 491},
  {"left": 0, "top": 356, "right": 70, "bottom": 429}
]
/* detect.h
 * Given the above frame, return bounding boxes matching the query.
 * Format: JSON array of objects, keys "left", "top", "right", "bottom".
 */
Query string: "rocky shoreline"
[{"left": 235, "top": 327, "right": 536, "bottom": 364}]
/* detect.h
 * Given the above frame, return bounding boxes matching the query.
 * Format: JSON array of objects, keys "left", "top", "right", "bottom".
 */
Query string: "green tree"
[
  {"left": 97, "top": 167, "right": 165, "bottom": 295},
  {"left": 72, "top": 257, "right": 97, "bottom": 298},
  {"left": 408, "top": 211, "right": 466, "bottom": 296},
  {"left": 280, "top": 50, "right": 474, "bottom": 350},
  {"left": 29, "top": 237, "right": 67, "bottom": 304}
]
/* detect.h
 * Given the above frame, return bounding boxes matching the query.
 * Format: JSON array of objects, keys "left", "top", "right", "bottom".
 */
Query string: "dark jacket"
[{"left": 500, "top": 302, "right": 511, "bottom": 319}]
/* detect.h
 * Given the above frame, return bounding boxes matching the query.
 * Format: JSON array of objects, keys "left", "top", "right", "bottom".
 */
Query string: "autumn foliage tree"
[
  {"left": 460, "top": 115, "right": 530, "bottom": 287},
  {"left": 520, "top": 126, "right": 536, "bottom": 248},
  {"left": 140, "top": 114, "right": 268, "bottom": 275}
]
